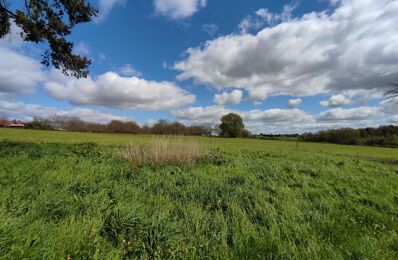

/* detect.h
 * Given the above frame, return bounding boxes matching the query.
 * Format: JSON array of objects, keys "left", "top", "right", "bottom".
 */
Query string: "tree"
[
  {"left": 219, "top": 113, "right": 245, "bottom": 138},
  {"left": 0, "top": 0, "right": 97, "bottom": 78},
  {"left": 24, "top": 117, "right": 54, "bottom": 130},
  {"left": 241, "top": 129, "right": 252, "bottom": 138}
]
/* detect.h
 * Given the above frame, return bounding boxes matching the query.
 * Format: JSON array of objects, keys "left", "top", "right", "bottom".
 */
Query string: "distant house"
[
  {"left": 210, "top": 128, "right": 220, "bottom": 136},
  {"left": 0, "top": 119, "right": 25, "bottom": 128}
]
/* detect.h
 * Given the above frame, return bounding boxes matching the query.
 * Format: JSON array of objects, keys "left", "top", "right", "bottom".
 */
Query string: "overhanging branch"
[{"left": 0, "top": 3, "right": 16, "bottom": 19}]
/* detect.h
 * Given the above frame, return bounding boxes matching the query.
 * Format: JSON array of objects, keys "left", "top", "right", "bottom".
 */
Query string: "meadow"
[{"left": 0, "top": 129, "right": 397, "bottom": 259}]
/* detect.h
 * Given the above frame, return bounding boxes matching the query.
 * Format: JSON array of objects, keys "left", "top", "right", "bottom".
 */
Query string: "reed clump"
[{"left": 121, "top": 136, "right": 207, "bottom": 169}]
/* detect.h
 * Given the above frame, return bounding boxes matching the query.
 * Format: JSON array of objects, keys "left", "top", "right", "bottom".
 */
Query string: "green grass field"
[
  {"left": 1, "top": 128, "right": 398, "bottom": 160},
  {"left": 0, "top": 129, "right": 397, "bottom": 259}
]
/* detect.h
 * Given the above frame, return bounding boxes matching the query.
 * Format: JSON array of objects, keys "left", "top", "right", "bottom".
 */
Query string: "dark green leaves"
[{"left": 0, "top": 0, "right": 97, "bottom": 78}]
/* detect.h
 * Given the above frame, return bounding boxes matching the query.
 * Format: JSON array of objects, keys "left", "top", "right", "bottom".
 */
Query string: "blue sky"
[{"left": 1, "top": 0, "right": 398, "bottom": 133}]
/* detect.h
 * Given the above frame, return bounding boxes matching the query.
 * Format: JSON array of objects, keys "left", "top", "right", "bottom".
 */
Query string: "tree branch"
[
  {"left": 24, "top": 0, "right": 32, "bottom": 19},
  {"left": 0, "top": 3, "right": 16, "bottom": 19}
]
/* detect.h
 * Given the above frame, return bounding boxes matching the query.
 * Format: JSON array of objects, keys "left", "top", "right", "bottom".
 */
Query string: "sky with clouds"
[{"left": 1, "top": 0, "right": 397, "bottom": 133}]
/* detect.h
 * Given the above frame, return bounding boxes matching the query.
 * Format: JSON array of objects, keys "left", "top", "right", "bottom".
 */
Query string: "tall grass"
[
  {"left": 0, "top": 140, "right": 397, "bottom": 259},
  {"left": 121, "top": 136, "right": 207, "bottom": 169}
]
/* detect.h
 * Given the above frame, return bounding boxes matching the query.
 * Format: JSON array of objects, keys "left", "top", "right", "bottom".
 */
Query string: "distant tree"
[
  {"left": 0, "top": 117, "right": 7, "bottom": 127},
  {"left": 151, "top": 120, "right": 169, "bottom": 135},
  {"left": 0, "top": 0, "right": 97, "bottom": 78},
  {"left": 141, "top": 125, "right": 151, "bottom": 134},
  {"left": 106, "top": 120, "right": 142, "bottom": 134},
  {"left": 241, "top": 129, "right": 252, "bottom": 138},
  {"left": 51, "top": 115, "right": 71, "bottom": 130},
  {"left": 300, "top": 125, "right": 398, "bottom": 147},
  {"left": 186, "top": 124, "right": 212, "bottom": 136},
  {"left": 219, "top": 113, "right": 245, "bottom": 138},
  {"left": 124, "top": 121, "right": 142, "bottom": 134},
  {"left": 25, "top": 117, "right": 54, "bottom": 130},
  {"left": 169, "top": 122, "right": 186, "bottom": 135},
  {"left": 65, "top": 117, "right": 86, "bottom": 132}
]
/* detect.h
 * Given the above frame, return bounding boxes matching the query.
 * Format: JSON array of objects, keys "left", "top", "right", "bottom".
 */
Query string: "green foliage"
[
  {"left": 300, "top": 125, "right": 398, "bottom": 147},
  {"left": 24, "top": 117, "right": 54, "bottom": 130},
  {"left": 241, "top": 129, "right": 252, "bottom": 138},
  {"left": 0, "top": 0, "right": 97, "bottom": 78},
  {"left": 0, "top": 139, "right": 397, "bottom": 258},
  {"left": 220, "top": 113, "right": 245, "bottom": 138}
]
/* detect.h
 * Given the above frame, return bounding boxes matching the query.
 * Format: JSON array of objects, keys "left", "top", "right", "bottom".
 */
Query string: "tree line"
[
  {"left": 299, "top": 125, "right": 398, "bottom": 147},
  {"left": 23, "top": 113, "right": 253, "bottom": 138},
  {"left": 25, "top": 116, "right": 212, "bottom": 136}
]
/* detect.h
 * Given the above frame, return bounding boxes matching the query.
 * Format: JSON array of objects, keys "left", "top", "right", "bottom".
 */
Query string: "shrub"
[{"left": 121, "top": 136, "right": 207, "bottom": 169}]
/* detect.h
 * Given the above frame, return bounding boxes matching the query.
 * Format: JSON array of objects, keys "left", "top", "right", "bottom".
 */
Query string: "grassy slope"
[
  {"left": 0, "top": 130, "right": 397, "bottom": 258},
  {"left": 1, "top": 128, "right": 397, "bottom": 159}
]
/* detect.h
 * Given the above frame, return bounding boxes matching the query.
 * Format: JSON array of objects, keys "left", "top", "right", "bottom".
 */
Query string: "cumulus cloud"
[
  {"left": 172, "top": 105, "right": 311, "bottom": 125},
  {"left": 154, "top": 0, "right": 207, "bottom": 19},
  {"left": 0, "top": 23, "right": 45, "bottom": 97},
  {"left": 390, "top": 114, "right": 398, "bottom": 122},
  {"left": 119, "top": 64, "right": 143, "bottom": 77},
  {"left": 239, "top": 4, "right": 297, "bottom": 34},
  {"left": 288, "top": 98, "right": 303, "bottom": 108},
  {"left": 214, "top": 90, "right": 243, "bottom": 105},
  {"left": 242, "top": 108, "right": 310, "bottom": 122},
  {"left": 96, "top": 0, "right": 126, "bottom": 21},
  {"left": 318, "top": 106, "right": 380, "bottom": 121},
  {"left": 172, "top": 105, "right": 229, "bottom": 122},
  {"left": 379, "top": 96, "right": 398, "bottom": 114},
  {"left": 175, "top": 0, "right": 398, "bottom": 101},
  {"left": 0, "top": 101, "right": 131, "bottom": 123},
  {"left": 172, "top": 103, "right": 391, "bottom": 133},
  {"left": 320, "top": 94, "right": 351, "bottom": 107},
  {"left": 0, "top": 46, "right": 45, "bottom": 96},
  {"left": 44, "top": 71, "right": 195, "bottom": 111},
  {"left": 74, "top": 42, "right": 90, "bottom": 56}
]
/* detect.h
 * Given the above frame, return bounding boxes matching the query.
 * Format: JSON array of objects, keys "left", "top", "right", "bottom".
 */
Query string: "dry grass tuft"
[{"left": 121, "top": 136, "right": 207, "bottom": 169}]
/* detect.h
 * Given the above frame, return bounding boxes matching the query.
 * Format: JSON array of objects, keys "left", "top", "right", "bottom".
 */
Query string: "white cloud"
[
  {"left": 171, "top": 103, "right": 393, "bottom": 134},
  {"left": 288, "top": 98, "right": 303, "bottom": 108},
  {"left": 0, "top": 101, "right": 131, "bottom": 123},
  {"left": 44, "top": 71, "right": 195, "bottom": 111},
  {"left": 0, "top": 22, "right": 24, "bottom": 48},
  {"left": 172, "top": 105, "right": 310, "bottom": 125},
  {"left": 119, "top": 64, "right": 143, "bottom": 77},
  {"left": 242, "top": 108, "right": 310, "bottom": 122},
  {"left": 96, "top": 0, "right": 126, "bottom": 21},
  {"left": 0, "top": 23, "right": 45, "bottom": 97},
  {"left": 255, "top": 9, "right": 275, "bottom": 23},
  {"left": 238, "top": 4, "right": 297, "bottom": 34},
  {"left": 318, "top": 106, "right": 380, "bottom": 121},
  {"left": 0, "top": 46, "right": 45, "bottom": 96},
  {"left": 320, "top": 94, "right": 351, "bottom": 107},
  {"left": 154, "top": 0, "right": 207, "bottom": 19},
  {"left": 74, "top": 42, "right": 90, "bottom": 56},
  {"left": 175, "top": 0, "right": 398, "bottom": 101},
  {"left": 379, "top": 96, "right": 398, "bottom": 114},
  {"left": 390, "top": 114, "right": 398, "bottom": 122},
  {"left": 214, "top": 90, "right": 243, "bottom": 105},
  {"left": 172, "top": 105, "right": 229, "bottom": 122},
  {"left": 202, "top": 23, "right": 219, "bottom": 36}
]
